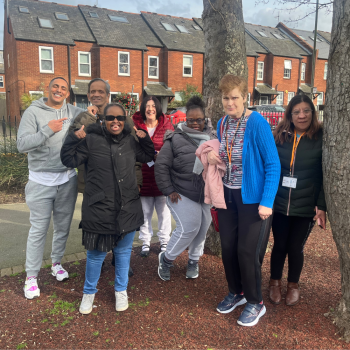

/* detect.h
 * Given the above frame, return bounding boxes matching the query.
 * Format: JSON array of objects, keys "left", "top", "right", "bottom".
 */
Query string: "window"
[
  {"left": 175, "top": 24, "right": 189, "bottom": 33},
  {"left": 38, "top": 18, "right": 53, "bottom": 29},
  {"left": 276, "top": 92, "right": 284, "bottom": 105},
  {"left": 78, "top": 52, "right": 91, "bottom": 76},
  {"left": 118, "top": 52, "right": 130, "bottom": 76},
  {"left": 108, "top": 15, "right": 129, "bottom": 23},
  {"left": 301, "top": 63, "right": 306, "bottom": 81},
  {"left": 0, "top": 76, "right": 3, "bottom": 88},
  {"left": 109, "top": 92, "right": 121, "bottom": 103},
  {"left": 39, "top": 46, "right": 54, "bottom": 73},
  {"left": 257, "top": 61, "right": 264, "bottom": 80},
  {"left": 257, "top": 31, "right": 267, "bottom": 37},
  {"left": 192, "top": 24, "right": 202, "bottom": 30},
  {"left": 19, "top": 6, "right": 29, "bottom": 13},
  {"left": 324, "top": 62, "right": 328, "bottom": 80},
  {"left": 272, "top": 33, "right": 283, "bottom": 39},
  {"left": 161, "top": 22, "right": 176, "bottom": 32},
  {"left": 29, "top": 91, "right": 44, "bottom": 99},
  {"left": 183, "top": 55, "right": 193, "bottom": 77},
  {"left": 247, "top": 93, "right": 251, "bottom": 106},
  {"left": 55, "top": 13, "right": 69, "bottom": 21},
  {"left": 174, "top": 92, "right": 182, "bottom": 101},
  {"left": 148, "top": 56, "right": 159, "bottom": 79},
  {"left": 309, "top": 36, "right": 321, "bottom": 42},
  {"left": 284, "top": 60, "right": 292, "bottom": 79},
  {"left": 128, "top": 93, "right": 139, "bottom": 101},
  {"left": 317, "top": 92, "right": 324, "bottom": 105},
  {"left": 259, "top": 96, "right": 269, "bottom": 105},
  {"left": 288, "top": 92, "right": 295, "bottom": 104},
  {"left": 89, "top": 12, "right": 98, "bottom": 18}
]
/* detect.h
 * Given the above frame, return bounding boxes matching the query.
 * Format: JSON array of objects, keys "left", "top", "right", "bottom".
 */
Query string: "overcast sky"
[{"left": 0, "top": 0, "right": 333, "bottom": 50}]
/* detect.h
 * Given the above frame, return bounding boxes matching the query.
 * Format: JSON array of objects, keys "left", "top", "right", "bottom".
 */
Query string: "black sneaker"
[
  {"left": 140, "top": 245, "right": 150, "bottom": 257},
  {"left": 237, "top": 303, "right": 266, "bottom": 327},
  {"left": 216, "top": 292, "right": 247, "bottom": 314},
  {"left": 186, "top": 259, "right": 199, "bottom": 279},
  {"left": 158, "top": 252, "right": 172, "bottom": 281}
]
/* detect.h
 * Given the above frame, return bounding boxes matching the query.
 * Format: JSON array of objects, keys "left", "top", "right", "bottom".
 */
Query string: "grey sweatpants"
[
  {"left": 165, "top": 194, "right": 212, "bottom": 261},
  {"left": 25, "top": 176, "right": 78, "bottom": 277}
]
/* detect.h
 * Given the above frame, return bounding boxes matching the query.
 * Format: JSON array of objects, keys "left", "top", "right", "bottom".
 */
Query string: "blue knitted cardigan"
[{"left": 217, "top": 111, "right": 281, "bottom": 208}]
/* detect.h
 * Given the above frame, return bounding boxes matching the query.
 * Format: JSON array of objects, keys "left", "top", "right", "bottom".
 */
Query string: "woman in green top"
[{"left": 269, "top": 94, "right": 326, "bottom": 306}]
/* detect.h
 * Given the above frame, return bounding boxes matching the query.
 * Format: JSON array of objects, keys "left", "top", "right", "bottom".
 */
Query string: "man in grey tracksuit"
[{"left": 17, "top": 77, "right": 83, "bottom": 299}]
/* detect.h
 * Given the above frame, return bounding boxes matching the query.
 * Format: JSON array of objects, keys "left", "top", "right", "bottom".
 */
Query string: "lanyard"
[
  {"left": 290, "top": 130, "right": 305, "bottom": 174},
  {"left": 225, "top": 109, "right": 246, "bottom": 169}
]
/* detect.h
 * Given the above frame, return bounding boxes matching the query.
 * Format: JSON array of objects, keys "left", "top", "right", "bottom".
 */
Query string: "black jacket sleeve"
[
  {"left": 60, "top": 131, "right": 89, "bottom": 169},
  {"left": 154, "top": 139, "right": 175, "bottom": 196},
  {"left": 133, "top": 133, "right": 155, "bottom": 164}
]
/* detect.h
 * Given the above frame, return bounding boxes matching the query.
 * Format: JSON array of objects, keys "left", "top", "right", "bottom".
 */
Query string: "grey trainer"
[
  {"left": 115, "top": 290, "right": 128, "bottom": 311},
  {"left": 158, "top": 252, "right": 172, "bottom": 281},
  {"left": 186, "top": 260, "right": 199, "bottom": 279},
  {"left": 79, "top": 293, "right": 95, "bottom": 315}
]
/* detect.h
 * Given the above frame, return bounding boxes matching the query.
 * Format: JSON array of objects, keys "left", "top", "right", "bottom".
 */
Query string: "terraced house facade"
[{"left": 4, "top": 0, "right": 330, "bottom": 119}]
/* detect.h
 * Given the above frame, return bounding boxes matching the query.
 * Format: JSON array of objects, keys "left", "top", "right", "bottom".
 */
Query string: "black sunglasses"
[{"left": 105, "top": 115, "right": 126, "bottom": 122}]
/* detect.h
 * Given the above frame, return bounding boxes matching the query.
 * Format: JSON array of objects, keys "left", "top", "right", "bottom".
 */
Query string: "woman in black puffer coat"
[
  {"left": 61, "top": 103, "right": 154, "bottom": 315},
  {"left": 155, "top": 96, "right": 217, "bottom": 282}
]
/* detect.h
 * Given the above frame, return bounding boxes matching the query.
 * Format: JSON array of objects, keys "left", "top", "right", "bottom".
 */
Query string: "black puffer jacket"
[
  {"left": 274, "top": 128, "right": 326, "bottom": 217},
  {"left": 61, "top": 123, "right": 155, "bottom": 238},
  {"left": 155, "top": 122, "right": 217, "bottom": 203}
]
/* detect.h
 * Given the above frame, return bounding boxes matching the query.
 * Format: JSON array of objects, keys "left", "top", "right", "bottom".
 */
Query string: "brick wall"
[{"left": 0, "top": 74, "right": 6, "bottom": 94}]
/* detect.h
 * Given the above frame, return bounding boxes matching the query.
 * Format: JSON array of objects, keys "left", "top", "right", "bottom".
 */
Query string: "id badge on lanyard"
[{"left": 282, "top": 175, "right": 298, "bottom": 188}]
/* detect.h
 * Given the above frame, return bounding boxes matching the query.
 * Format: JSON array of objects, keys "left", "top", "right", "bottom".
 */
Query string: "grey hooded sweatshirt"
[{"left": 17, "top": 97, "right": 83, "bottom": 173}]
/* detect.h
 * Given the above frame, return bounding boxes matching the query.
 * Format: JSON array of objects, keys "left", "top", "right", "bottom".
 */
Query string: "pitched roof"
[
  {"left": 245, "top": 23, "right": 309, "bottom": 58},
  {"left": 290, "top": 28, "right": 329, "bottom": 59},
  {"left": 78, "top": 6, "right": 162, "bottom": 50},
  {"left": 299, "top": 84, "right": 321, "bottom": 94},
  {"left": 255, "top": 84, "right": 278, "bottom": 95},
  {"left": 144, "top": 82, "right": 174, "bottom": 97},
  {"left": 141, "top": 12, "right": 205, "bottom": 53},
  {"left": 8, "top": 0, "right": 95, "bottom": 45}
]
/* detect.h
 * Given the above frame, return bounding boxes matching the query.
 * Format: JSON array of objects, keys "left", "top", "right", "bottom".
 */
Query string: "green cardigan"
[{"left": 274, "top": 128, "right": 326, "bottom": 217}]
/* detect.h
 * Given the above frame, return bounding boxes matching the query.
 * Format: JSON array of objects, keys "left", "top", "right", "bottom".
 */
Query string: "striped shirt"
[{"left": 219, "top": 115, "right": 248, "bottom": 188}]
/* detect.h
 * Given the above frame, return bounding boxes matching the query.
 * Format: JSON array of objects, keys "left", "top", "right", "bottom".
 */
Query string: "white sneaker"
[
  {"left": 115, "top": 290, "right": 128, "bottom": 311},
  {"left": 24, "top": 276, "right": 40, "bottom": 299},
  {"left": 51, "top": 263, "right": 69, "bottom": 281},
  {"left": 79, "top": 294, "right": 95, "bottom": 315}
]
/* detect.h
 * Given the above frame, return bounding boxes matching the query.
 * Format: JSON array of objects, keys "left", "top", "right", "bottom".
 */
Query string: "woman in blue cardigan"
[{"left": 207, "top": 75, "right": 280, "bottom": 327}]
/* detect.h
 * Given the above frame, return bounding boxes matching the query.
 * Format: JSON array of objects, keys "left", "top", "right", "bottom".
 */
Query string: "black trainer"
[
  {"left": 158, "top": 252, "right": 172, "bottom": 281},
  {"left": 216, "top": 292, "right": 247, "bottom": 314},
  {"left": 186, "top": 259, "right": 199, "bottom": 279}
]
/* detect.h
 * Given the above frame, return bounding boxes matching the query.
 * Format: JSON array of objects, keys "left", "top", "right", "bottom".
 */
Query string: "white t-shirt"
[
  {"left": 29, "top": 168, "right": 76, "bottom": 187},
  {"left": 147, "top": 126, "right": 157, "bottom": 138}
]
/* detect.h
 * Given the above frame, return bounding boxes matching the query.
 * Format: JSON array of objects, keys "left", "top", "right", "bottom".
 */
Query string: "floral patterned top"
[{"left": 219, "top": 115, "right": 248, "bottom": 189}]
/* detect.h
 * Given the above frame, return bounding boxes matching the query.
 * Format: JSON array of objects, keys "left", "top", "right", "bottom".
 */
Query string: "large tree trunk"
[
  {"left": 323, "top": 0, "right": 350, "bottom": 341},
  {"left": 202, "top": 0, "right": 248, "bottom": 255}
]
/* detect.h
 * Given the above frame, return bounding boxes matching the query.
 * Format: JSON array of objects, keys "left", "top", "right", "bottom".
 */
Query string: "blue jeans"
[{"left": 83, "top": 231, "right": 136, "bottom": 294}]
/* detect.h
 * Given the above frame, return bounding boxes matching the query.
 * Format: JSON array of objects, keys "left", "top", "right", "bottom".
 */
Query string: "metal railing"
[{"left": 1, "top": 115, "right": 19, "bottom": 154}]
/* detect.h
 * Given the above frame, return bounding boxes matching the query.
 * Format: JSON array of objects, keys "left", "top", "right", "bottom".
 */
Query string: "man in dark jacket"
[{"left": 69, "top": 78, "right": 142, "bottom": 192}]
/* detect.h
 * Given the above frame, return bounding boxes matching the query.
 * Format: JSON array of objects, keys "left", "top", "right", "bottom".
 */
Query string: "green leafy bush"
[{"left": 111, "top": 93, "right": 139, "bottom": 116}]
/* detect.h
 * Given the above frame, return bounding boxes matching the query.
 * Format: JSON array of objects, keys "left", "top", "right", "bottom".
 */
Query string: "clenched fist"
[
  {"left": 48, "top": 117, "right": 68, "bottom": 133},
  {"left": 74, "top": 125, "right": 86, "bottom": 139}
]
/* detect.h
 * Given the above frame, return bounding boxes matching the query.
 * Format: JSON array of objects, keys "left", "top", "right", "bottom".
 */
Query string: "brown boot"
[
  {"left": 286, "top": 282, "right": 300, "bottom": 306},
  {"left": 269, "top": 279, "right": 282, "bottom": 304}
]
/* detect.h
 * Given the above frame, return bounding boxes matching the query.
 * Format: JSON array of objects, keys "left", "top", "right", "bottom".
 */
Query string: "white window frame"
[
  {"left": 29, "top": 91, "right": 44, "bottom": 98},
  {"left": 317, "top": 92, "right": 324, "bottom": 105},
  {"left": 257, "top": 61, "right": 264, "bottom": 80},
  {"left": 276, "top": 91, "right": 284, "bottom": 105},
  {"left": 324, "top": 62, "right": 328, "bottom": 80},
  {"left": 247, "top": 93, "right": 251, "bottom": 106},
  {"left": 284, "top": 60, "right": 292, "bottom": 79},
  {"left": 78, "top": 51, "right": 91, "bottom": 77},
  {"left": 0, "top": 76, "right": 4, "bottom": 88},
  {"left": 183, "top": 55, "right": 193, "bottom": 77},
  {"left": 128, "top": 92, "right": 139, "bottom": 101},
  {"left": 39, "top": 46, "right": 54, "bottom": 74},
  {"left": 118, "top": 51, "right": 130, "bottom": 76},
  {"left": 148, "top": 56, "right": 159, "bottom": 79},
  {"left": 109, "top": 92, "right": 121, "bottom": 103},
  {"left": 259, "top": 96, "right": 269, "bottom": 105},
  {"left": 301, "top": 63, "right": 306, "bottom": 81},
  {"left": 288, "top": 92, "right": 295, "bottom": 104}
]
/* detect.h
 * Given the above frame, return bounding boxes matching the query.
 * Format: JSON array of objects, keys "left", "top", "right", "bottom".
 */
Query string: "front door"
[{"left": 76, "top": 95, "right": 88, "bottom": 109}]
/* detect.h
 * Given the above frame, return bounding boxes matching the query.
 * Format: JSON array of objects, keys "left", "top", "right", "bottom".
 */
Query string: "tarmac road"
[{"left": 0, "top": 194, "right": 175, "bottom": 270}]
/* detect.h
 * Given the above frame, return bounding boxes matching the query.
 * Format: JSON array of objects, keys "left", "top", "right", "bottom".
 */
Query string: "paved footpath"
[{"left": 0, "top": 194, "right": 175, "bottom": 276}]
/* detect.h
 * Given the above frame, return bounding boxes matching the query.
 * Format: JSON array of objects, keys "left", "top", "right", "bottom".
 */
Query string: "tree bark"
[
  {"left": 323, "top": 0, "right": 350, "bottom": 341},
  {"left": 202, "top": 0, "right": 248, "bottom": 255}
]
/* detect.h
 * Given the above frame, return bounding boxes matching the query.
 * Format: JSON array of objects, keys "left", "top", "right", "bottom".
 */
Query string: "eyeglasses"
[
  {"left": 291, "top": 110, "right": 312, "bottom": 117},
  {"left": 187, "top": 118, "right": 205, "bottom": 124},
  {"left": 105, "top": 115, "right": 126, "bottom": 122}
]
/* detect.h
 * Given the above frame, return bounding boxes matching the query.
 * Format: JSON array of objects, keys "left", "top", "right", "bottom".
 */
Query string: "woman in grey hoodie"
[{"left": 155, "top": 96, "right": 217, "bottom": 282}]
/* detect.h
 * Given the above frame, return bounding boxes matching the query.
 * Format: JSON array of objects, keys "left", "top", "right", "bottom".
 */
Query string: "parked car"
[
  {"left": 167, "top": 107, "right": 186, "bottom": 125},
  {"left": 248, "top": 104, "right": 285, "bottom": 129},
  {"left": 168, "top": 107, "right": 187, "bottom": 115}
]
